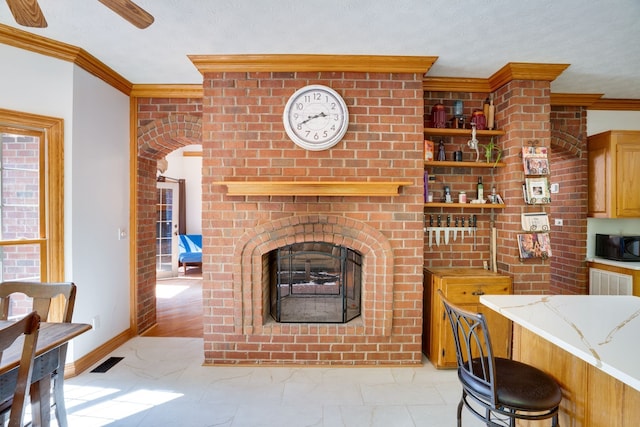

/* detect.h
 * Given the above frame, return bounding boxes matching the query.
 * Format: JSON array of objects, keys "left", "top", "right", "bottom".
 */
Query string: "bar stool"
[{"left": 438, "top": 290, "right": 562, "bottom": 426}]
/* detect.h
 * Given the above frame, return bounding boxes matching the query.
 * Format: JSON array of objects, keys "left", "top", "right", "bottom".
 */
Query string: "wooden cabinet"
[
  {"left": 587, "top": 130, "right": 640, "bottom": 218},
  {"left": 423, "top": 267, "right": 512, "bottom": 368}
]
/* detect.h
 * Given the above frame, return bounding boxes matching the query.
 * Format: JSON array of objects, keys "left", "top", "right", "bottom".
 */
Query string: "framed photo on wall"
[
  {"left": 517, "top": 232, "right": 552, "bottom": 259},
  {"left": 524, "top": 177, "right": 550, "bottom": 204},
  {"left": 522, "top": 146, "right": 550, "bottom": 175}
]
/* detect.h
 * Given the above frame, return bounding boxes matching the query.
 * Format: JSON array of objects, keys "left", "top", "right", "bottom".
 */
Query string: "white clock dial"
[{"left": 283, "top": 85, "right": 349, "bottom": 151}]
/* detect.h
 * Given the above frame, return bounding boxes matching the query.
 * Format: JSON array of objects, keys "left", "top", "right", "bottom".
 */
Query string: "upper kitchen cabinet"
[{"left": 588, "top": 130, "right": 640, "bottom": 218}]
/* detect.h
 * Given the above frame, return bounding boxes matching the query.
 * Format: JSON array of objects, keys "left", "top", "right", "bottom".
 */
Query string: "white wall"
[
  {"left": 0, "top": 44, "right": 130, "bottom": 361},
  {"left": 587, "top": 110, "right": 640, "bottom": 135},
  {"left": 69, "top": 66, "right": 131, "bottom": 356},
  {"left": 165, "top": 147, "right": 203, "bottom": 234}
]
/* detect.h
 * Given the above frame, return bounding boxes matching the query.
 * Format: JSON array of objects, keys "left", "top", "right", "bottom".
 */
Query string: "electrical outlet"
[
  {"left": 91, "top": 315, "right": 101, "bottom": 330},
  {"left": 554, "top": 219, "right": 563, "bottom": 226}
]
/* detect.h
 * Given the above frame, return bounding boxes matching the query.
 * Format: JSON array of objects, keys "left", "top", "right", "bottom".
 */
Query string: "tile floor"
[{"left": 57, "top": 337, "right": 487, "bottom": 427}]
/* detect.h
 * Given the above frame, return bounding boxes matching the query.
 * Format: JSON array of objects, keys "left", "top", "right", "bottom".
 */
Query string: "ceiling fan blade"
[
  {"left": 5, "top": 0, "right": 47, "bottom": 27},
  {"left": 98, "top": 0, "right": 154, "bottom": 29}
]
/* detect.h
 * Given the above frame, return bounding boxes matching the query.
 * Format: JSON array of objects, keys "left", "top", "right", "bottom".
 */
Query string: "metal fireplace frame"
[{"left": 269, "top": 242, "right": 362, "bottom": 323}]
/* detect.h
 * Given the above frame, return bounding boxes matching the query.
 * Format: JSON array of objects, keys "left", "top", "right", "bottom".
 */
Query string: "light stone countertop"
[
  {"left": 480, "top": 294, "right": 640, "bottom": 392},
  {"left": 587, "top": 257, "right": 640, "bottom": 270}
]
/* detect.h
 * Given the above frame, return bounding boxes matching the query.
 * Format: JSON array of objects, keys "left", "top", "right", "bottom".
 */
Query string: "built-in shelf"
[
  {"left": 424, "top": 203, "right": 506, "bottom": 209},
  {"left": 424, "top": 128, "right": 506, "bottom": 137},
  {"left": 424, "top": 160, "right": 505, "bottom": 168},
  {"left": 215, "top": 181, "right": 412, "bottom": 196}
]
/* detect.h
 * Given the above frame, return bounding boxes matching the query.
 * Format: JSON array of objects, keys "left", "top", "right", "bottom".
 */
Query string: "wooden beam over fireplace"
[{"left": 214, "top": 181, "right": 413, "bottom": 196}]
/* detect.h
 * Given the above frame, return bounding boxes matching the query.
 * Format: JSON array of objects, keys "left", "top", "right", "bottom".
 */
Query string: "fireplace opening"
[{"left": 269, "top": 242, "right": 362, "bottom": 323}]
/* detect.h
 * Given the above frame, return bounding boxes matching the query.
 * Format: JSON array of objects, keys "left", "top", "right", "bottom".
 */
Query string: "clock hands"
[{"left": 300, "top": 111, "right": 328, "bottom": 125}]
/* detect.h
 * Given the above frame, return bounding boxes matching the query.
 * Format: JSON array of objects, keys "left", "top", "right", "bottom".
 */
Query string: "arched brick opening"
[
  {"left": 232, "top": 215, "right": 395, "bottom": 337},
  {"left": 135, "top": 114, "right": 202, "bottom": 332},
  {"left": 551, "top": 129, "right": 584, "bottom": 158},
  {"left": 138, "top": 114, "right": 202, "bottom": 159}
]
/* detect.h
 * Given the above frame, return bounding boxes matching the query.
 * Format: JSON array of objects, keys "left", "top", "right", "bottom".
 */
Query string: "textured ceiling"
[{"left": 1, "top": 0, "right": 639, "bottom": 99}]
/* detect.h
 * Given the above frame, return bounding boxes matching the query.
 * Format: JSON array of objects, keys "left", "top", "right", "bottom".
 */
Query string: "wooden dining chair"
[
  {"left": 0, "top": 282, "right": 76, "bottom": 427},
  {"left": 0, "top": 311, "right": 41, "bottom": 427}
]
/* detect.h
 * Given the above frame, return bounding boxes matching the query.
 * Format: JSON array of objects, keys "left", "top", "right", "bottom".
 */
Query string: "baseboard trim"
[{"left": 64, "top": 328, "right": 135, "bottom": 378}]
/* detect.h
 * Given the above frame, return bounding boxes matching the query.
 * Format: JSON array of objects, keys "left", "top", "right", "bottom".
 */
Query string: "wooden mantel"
[{"left": 215, "top": 181, "right": 412, "bottom": 196}]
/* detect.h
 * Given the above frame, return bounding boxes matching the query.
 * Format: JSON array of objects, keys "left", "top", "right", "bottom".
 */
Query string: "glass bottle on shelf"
[{"left": 437, "top": 139, "right": 446, "bottom": 161}]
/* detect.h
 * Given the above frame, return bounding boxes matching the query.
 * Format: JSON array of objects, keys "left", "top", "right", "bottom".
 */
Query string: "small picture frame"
[
  {"left": 424, "top": 139, "right": 435, "bottom": 161},
  {"left": 517, "top": 232, "right": 552, "bottom": 259},
  {"left": 522, "top": 146, "right": 550, "bottom": 175},
  {"left": 521, "top": 212, "right": 550, "bottom": 231},
  {"left": 524, "top": 177, "right": 551, "bottom": 204}
]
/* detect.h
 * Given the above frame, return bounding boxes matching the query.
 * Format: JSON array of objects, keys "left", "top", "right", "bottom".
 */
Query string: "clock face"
[{"left": 283, "top": 85, "right": 349, "bottom": 151}]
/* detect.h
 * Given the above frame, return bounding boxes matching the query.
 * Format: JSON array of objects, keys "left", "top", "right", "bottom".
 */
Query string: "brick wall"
[
  {"left": 423, "top": 83, "right": 589, "bottom": 295},
  {"left": 423, "top": 92, "right": 499, "bottom": 268},
  {"left": 549, "top": 106, "right": 588, "bottom": 294},
  {"left": 201, "top": 71, "right": 425, "bottom": 365},
  {"left": 0, "top": 133, "right": 41, "bottom": 282},
  {"left": 133, "top": 77, "right": 589, "bottom": 346}
]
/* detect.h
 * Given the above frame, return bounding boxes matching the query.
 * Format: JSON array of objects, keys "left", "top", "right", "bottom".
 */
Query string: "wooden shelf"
[
  {"left": 424, "top": 160, "right": 505, "bottom": 168},
  {"left": 215, "top": 181, "right": 412, "bottom": 196},
  {"left": 424, "top": 128, "right": 505, "bottom": 137},
  {"left": 424, "top": 202, "right": 506, "bottom": 209}
]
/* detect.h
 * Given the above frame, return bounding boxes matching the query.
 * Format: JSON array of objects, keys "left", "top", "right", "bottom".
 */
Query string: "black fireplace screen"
[{"left": 269, "top": 242, "right": 362, "bottom": 323}]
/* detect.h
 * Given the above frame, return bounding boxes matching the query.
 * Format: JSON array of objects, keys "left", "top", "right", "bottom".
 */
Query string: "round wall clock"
[{"left": 283, "top": 84, "right": 349, "bottom": 151}]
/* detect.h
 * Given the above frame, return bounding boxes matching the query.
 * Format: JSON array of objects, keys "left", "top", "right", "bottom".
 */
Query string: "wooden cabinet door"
[
  {"left": 588, "top": 141, "right": 611, "bottom": 218},
  {"left": 616, "top": 140, "right": 640, "bottom": 217},
  {"left": 436, "top": 279, "right": 512, "bottom": 368}
]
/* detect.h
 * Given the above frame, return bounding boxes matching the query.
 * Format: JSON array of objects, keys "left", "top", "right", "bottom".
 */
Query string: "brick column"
[{"left": 494, "top": 80, "right": 552, "bottom": 293}]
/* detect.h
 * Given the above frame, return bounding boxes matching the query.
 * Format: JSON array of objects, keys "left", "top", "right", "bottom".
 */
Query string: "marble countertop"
[{"left": 480, "top": 294, "right": 640, "bottom": 392}]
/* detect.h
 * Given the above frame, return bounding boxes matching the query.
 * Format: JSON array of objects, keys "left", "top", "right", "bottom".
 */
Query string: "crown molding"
[
  {"left": 549, "top": 93, "right": 640, "bottom": 110},
  {"left": 488, "top": 62, "right": 570, "bottom": 90},
  {"left": 588, "top": 98, "right": 640, "bottom": 111},
  {"left": 422, "top": 77, "right": 491, "bottom": 93},
  {"left": 550, "top": 93, "right": 604, "bottom": 107},
  {"left": 423, "top": 63, "right": 570, "bottom": 94},
  {"left": 131, "top": 84, "right": 203, "bottom": 98},
  {"left": 189, "top": 54, "right": 438, "bottom": 74},
  {"left": 0, "top": 23, "right": 131, "bottom": 95}
]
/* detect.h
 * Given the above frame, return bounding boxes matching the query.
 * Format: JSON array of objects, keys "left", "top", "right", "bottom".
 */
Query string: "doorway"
[
  {"left": 156, "top": 181, "right": 180, "bottom": 278},
  {"left": 135, "top": 110, "right": 203, "bottom": 334},
  {"left": 145, "top": 145, "right": 203, "bottom": 337}
]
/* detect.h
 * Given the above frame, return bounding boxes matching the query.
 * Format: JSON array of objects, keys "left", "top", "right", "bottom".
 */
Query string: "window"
[{"left": 0, "top": 108, "right": 64, "bottom": 283}]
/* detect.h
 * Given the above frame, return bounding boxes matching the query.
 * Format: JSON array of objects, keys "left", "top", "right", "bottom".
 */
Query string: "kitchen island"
[{"left": 480, "top": 294, "right": 640, "bottom": 427}]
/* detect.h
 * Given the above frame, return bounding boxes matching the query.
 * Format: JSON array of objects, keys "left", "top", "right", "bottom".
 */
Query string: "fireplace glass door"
[{"left": 270, "top": 242, "right": 361, "bottom": 323}]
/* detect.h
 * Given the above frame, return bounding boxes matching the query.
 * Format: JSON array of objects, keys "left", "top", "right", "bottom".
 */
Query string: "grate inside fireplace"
[{"left": 269, "top": 242, "right": 361, "bottom": 323}]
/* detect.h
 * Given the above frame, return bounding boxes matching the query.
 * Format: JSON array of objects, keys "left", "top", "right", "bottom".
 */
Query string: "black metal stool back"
[{"left": 438, "top": 289, "right": 561, "bottom": 426}]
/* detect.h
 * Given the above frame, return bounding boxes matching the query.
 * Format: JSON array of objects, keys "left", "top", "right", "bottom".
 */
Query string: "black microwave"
[{"left": 595, "top": 234, "right": 640, "bottom": 262}]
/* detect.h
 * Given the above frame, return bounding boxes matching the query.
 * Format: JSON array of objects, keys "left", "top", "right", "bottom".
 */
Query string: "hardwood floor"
[{"left": 142, "top": 273, "right": 203, "bottom": 337}]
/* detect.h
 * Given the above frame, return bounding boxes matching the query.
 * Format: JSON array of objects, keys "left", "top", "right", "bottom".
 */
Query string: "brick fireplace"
[{"left": 194, "top": 55, "right": 433, "bottom": 365}]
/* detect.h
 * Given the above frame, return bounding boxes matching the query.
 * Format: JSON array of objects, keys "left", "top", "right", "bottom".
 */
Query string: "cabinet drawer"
[{"left": 445, "top": 282, "right": 511, "bottom": 304}]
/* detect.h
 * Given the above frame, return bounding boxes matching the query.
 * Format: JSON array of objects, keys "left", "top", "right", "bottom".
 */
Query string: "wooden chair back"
[
  {"left": 0, "top": 311, "right": 40, "bottom": 427},
  {"left": 0, "top": 282, "right": 76, "bottom": 323}
]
